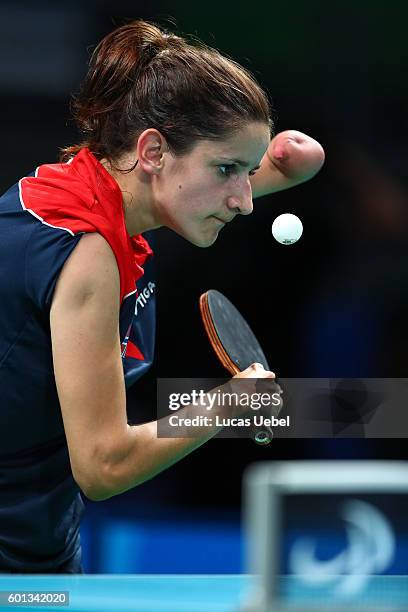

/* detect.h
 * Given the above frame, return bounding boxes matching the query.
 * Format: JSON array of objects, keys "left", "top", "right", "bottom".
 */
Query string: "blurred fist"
[{"left": 269, "top": 130, "right": 325, "bottom": 181}]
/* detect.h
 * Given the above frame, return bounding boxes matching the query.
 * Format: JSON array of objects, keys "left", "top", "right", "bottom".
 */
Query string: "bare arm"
[
  {"left": 250, "top": 130, "right": 325, "bottom": 198},
  {"left": 50, "top": 233, "right": 274, "bottom": 501}
]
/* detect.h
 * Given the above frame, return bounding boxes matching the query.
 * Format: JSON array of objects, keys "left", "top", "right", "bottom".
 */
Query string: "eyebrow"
[{"left": 217, "top": 157, "right": 261, "bottom": 170}]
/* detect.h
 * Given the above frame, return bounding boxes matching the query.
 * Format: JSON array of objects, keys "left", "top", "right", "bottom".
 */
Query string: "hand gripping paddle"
[{"left": 199, "top": 290, "right": 276, "bottom": 445}]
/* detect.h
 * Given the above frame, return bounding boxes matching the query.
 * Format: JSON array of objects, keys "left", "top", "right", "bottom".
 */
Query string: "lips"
[{"left": 213, "top": 215, "right": 233, "bottom": 224}]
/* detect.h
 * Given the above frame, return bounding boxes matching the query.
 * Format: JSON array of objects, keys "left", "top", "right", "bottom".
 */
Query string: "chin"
[
  {"left": 192, "top": 233, "right": 219, "bottom": 248},
  {"left": 179, "top": 228, "right": 219, "bottom": 248}
]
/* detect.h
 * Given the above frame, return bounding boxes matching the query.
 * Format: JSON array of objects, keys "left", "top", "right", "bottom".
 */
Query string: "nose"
[{"left": 226, "top": 177, "right": 253, "bottom": 216}]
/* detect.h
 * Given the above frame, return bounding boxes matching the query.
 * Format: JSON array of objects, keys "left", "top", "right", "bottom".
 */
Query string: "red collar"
[{"left": 21, "top": 148, "right": 153, "bottom": 302}]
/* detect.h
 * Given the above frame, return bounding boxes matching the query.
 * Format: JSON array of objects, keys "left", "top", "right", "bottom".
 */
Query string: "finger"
[{"left": 249, "top": 363, "right": 275, "bottom": 378}]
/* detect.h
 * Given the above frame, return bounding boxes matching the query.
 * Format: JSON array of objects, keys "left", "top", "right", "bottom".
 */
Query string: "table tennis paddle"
[{"left": 199, "top": 289, "right": 277, "bottom": 445}]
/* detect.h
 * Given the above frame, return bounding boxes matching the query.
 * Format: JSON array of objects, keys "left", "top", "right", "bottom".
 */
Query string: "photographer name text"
[{"left": 168, "top": 414, "right": 290, "bottom": 428}]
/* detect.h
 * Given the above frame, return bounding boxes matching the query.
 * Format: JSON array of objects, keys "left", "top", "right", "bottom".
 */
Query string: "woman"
[{"left": 0, "top": 20, "right": 324, "bottom": 573}]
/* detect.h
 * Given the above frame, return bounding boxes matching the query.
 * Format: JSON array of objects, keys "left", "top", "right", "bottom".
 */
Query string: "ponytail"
[{"left": 61, "top": 20, "right": 272, "bottom": 163}]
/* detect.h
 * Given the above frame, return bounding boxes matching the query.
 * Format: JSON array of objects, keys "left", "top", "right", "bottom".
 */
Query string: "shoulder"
[{"left": 51, "top": 232, "right": 120, "bottom": 311}]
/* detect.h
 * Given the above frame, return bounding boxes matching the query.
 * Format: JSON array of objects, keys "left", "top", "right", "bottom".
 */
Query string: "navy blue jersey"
[{"left": 0, "top": 150, "right": 155, "bottom": 571}]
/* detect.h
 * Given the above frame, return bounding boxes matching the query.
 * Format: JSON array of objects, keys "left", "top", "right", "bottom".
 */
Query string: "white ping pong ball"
[{"left": 272, "top": 213, "right": 303, "bottom": 245}]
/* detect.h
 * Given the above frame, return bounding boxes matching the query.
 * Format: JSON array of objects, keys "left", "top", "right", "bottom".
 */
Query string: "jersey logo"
[{"left": 135, "top": 281, "right": 156, "bottom": 317}]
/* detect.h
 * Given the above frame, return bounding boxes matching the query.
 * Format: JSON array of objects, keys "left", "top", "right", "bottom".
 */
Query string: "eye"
[
  {"left": 218, "top": 164, "right": 236, "bottom": 178},
  {"left": 218, "top": 164, "right": 258, "bottom": 178}
]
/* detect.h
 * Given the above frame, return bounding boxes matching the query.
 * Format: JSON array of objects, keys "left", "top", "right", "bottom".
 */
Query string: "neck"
[{"left": 100, "top": 158, "right": 161, "bottom": 237}]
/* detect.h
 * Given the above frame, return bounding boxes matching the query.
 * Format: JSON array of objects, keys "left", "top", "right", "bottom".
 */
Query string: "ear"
[{"left": 136, "top": 129, "right": 168, "bottom": 175}]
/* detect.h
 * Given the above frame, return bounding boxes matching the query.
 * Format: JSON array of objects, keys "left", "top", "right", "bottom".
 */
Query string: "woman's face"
[{"left": 153, "top": 122, "right": 271, "bottom": 247}]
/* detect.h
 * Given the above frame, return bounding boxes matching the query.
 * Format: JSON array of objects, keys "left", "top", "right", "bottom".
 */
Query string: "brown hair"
[{"left": 61, "top": 20, "right": 273, "bottom": 164}]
